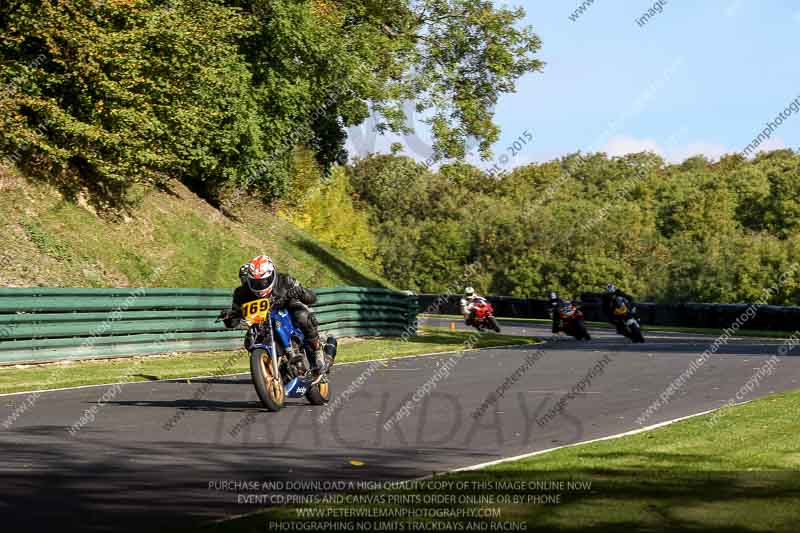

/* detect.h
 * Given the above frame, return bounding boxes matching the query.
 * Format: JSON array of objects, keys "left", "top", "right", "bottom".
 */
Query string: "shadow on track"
[{"left": 0, "top": 426, "right": 494, "bottom": 533}]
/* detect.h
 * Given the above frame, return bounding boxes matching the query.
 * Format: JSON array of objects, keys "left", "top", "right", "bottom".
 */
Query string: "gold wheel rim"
[
  {"left": 318, "top": 381, "right": 329, "bottom": 400},
  {"left": 260, "top": 353, "right": 284, "bottom": 403}
]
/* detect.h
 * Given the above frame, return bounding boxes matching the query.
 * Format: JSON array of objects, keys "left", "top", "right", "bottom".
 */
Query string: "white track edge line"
[
  {"left": 448, "top": 406, "right": 728, "bottom": 473},
  {"left": 208, "top": 401, "right": 752, "bottom": 527}
]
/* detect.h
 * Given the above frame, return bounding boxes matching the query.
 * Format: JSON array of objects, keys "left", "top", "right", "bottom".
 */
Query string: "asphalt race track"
[{"left": 1, "top": 320, "right": 798, "bottom": 531}]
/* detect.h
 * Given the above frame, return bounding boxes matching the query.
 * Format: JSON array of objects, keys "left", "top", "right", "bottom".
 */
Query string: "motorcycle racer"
[
  {"left": 548, "top": 291, "right": 566, "bottom": 334},
  {"left": 602, "top": 283, "right": 636, "bottom": 334},
  {"left": 221, "top": 255, "right": 328, "bottom": 377},
  {"left": 549, "top": 291, "right": 591, "bottom": 341},
  {"left": 459, "top": 286, "right": 484, "bottom": 328}
]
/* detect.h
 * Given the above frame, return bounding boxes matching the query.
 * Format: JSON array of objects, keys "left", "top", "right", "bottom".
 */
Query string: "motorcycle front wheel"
[
  {"left": 629, "top": 322, "right": 645, "bottom": 343},
  {"left": 486, "top": 316, "right": 501, "bottom": 333},
  {"left": 250, "top": 348, "right": 285, "bottom": 411}
]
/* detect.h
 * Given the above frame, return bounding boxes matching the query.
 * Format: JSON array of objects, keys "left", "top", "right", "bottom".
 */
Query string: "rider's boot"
[{"left": 308, "top": 338, "right": 326, "bottom": 379}]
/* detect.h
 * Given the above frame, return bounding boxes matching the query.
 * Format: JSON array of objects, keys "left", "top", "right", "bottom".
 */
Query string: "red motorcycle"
[
  {"left": 557, "top": 301, "right": 591, "bottom": 340},
  {"left": 470, "top": 298, "right": 501, "bottom": 333}
]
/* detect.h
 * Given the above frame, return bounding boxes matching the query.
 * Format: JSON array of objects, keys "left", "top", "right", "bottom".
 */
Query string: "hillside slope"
[{"left": 0, "top": 165, "right": 391, "bottom": 289}]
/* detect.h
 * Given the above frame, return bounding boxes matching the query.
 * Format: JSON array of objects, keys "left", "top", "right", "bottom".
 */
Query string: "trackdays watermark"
[
  {"left": 382, "top": 354, "right": 462, "bottom": 432},
  {"left": 472, "top": 347, "right": 546, "bottom": 420},
  {"left": 215, "top": 391, "right": 584, "bottom": 450},
  {"left": 316, "top": 360, "right": 383, "bottom": 426}
]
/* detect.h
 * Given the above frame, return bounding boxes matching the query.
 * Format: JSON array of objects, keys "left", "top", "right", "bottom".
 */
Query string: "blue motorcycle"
[{"left": 219, "top": 298, "right": 336, "bottom": 411}]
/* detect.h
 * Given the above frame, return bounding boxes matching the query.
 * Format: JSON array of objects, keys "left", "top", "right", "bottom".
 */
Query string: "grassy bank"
[
  {"left": 0, "top": 327, "right": 535, "bottom": 395},
  {"left": 202, "top": 388, "right": 800, "bottom": 532},
  {"left": 0, "top": 164, "right": 389, "bottom": 289}
]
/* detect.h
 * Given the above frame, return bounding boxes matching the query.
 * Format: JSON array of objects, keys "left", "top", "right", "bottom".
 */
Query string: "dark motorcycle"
[
  {"left": 557, "top": 301, "right": 591, "bottom": 340},
  {"left": 611, "top": 296, "right": 645, "bottom": 343}
]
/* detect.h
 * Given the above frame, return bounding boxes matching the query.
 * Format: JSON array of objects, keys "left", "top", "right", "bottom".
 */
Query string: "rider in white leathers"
[{"left": 459, "top": 286, "right": 485, "bottom": 328}]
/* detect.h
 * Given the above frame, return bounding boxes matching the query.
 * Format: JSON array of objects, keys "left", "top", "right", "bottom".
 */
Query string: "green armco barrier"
[{"left": 0, "top": 287, "right": 418, "bottom": 364}]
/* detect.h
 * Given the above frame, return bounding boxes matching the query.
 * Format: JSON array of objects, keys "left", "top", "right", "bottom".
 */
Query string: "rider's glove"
[
  {"left": 218, "top": 310, "right": 243, "bottom": 329},
  {"left": 217, "top": 309, "right": 231, "bottom": 323}
]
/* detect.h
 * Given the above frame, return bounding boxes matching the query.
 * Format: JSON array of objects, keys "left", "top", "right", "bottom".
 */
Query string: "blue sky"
[{"left": 346, "top": 0, "right": 800, "bottom": 169}]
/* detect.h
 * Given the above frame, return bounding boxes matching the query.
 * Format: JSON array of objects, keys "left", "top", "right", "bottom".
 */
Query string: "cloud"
[
  {"left": 600, "top": 134, "right": 738, "bottom": 163},
  {"left": 668, "top": 141, "right": 730, "bottom": 162},
  {"left": 600, "top": 135, "right": 661, "bottom": 157}
]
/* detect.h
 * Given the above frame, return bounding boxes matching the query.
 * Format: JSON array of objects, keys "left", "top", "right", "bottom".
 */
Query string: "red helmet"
[{"left": 245, "top": 255, "right": 276, "bottom": 297}]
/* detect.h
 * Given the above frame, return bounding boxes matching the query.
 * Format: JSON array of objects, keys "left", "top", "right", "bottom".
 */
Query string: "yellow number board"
[{"left": 242, "top": 298, "right": 271, "bottom": 325}]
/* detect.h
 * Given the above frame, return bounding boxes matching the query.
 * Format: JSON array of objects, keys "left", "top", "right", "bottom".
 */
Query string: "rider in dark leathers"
[
  {"left": 549, "top": 291, "right": 567, "bottom": 334},
  {"left": 223, "top": 258, "right": 326, "bottom": 376},
  {"left": 601, "top": 283, "right": 635, "bottom": 334}
]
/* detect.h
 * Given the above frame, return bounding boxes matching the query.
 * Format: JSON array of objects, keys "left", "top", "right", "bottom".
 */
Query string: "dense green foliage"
[
  {"left": 281, "top": 160, "right": 382, "bottom": 270},
  {"left": 0, "top": 0, "right": 542, "bottom": 207},
  {"left": 348, "top": 150, "right": 800, "bottom": 304}
]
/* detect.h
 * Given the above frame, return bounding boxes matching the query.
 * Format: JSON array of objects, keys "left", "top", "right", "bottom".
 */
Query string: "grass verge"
[
  {"left": 197, "top": 388, "right": 800, "bottom": 533},
  {"left": 424, "top": 313, "right": 794, "bottom": 339},
  {"left": 0, "top": 327, "right": 534, "bottom": 395}
]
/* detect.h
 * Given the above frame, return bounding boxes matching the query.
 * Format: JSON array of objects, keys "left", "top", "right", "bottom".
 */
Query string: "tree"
[
  {"left": 348, "top": 150, "right": 800, "bottom": 304},
  {"left": 0, "top": 0, "right": 266, "bottom": 206},
  {"left": 2, "top": 0, "right": 544, "bottom": 203}
]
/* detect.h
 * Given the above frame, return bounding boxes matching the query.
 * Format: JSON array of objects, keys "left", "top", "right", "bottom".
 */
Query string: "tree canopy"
[
  {"left": 347, "top": 149, "right": 800, "bottom": 304},
  {"left": 0, "top": 0, "right": 542, "bottom": 206}
]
